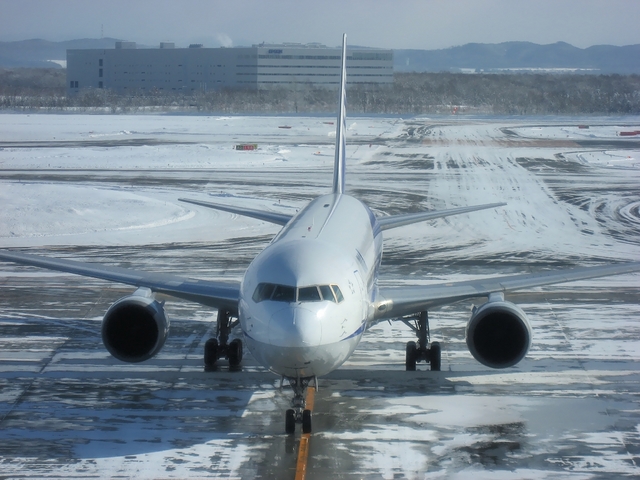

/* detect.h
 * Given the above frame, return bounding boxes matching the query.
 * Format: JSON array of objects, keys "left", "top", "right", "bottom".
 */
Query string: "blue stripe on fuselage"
[{"left": 342, "top": 322, "right": 366, "bottom": 341}]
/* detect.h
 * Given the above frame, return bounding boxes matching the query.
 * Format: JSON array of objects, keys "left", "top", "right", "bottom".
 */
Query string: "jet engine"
[
  {"left": 465, "top": 294, "right": 531, "bottom": 369},
  {"left": 101, "top": 288, "right": 169, "bottom": 363}
]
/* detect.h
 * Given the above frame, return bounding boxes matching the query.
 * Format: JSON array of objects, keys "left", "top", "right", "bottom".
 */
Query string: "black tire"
[
  {"left": 429, "top": 342, "right": 441, "bottom": 371},
  {"left": 302, "top": 409, "right": 312, "bottom": 434},
  {"left": 228, "top": 338, "right": 243, "bottom": 367},
  {"left": 285, "top": 409, "right": 296, "bottom": 434},
  {"left": 204, "top": 338, "right": 219, "bottom": 369},
  {"left": 236, "top": 339, "right": 243, "bottom": 362},
  {"left": 406, "top": 341, "right": 417, "bottom": 371}
]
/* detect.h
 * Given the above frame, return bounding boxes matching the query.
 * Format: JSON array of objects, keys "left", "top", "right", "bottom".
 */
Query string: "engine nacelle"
[
  {"left": 465, "top": 295, "right": 532, "bottom": 369},
  {"left": 101, "top": 288, "right": 169, "bottom": 363}
]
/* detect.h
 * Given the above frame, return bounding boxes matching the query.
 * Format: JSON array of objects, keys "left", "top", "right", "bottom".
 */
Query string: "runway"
[{"left": 1, "top": 113, "right": 639, "bottom": 478}]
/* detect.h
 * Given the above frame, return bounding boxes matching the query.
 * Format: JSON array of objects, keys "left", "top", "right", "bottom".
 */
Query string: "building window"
[
  {"left": 69, "top": 80, "right": 79, "bottom": 88},
  {"left": 98, "top": 81, "right": 103, "bottom": 88},
  {"left": 99, "top": 69, "right": 103, "bottom": 77},
  {"left": 99, "top": 59, "right": 103, "bottom": 66}
]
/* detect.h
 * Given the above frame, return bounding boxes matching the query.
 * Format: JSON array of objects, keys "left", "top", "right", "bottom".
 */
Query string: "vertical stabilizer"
[{"left": 332, "top": 34, "right": 347, "bottom": 194}]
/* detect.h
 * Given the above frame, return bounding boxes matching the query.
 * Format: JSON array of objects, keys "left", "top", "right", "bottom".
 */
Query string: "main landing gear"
[
  {"left": 283, "top": 376, "right": 316, "bottom": 434},
  {"left": 204, "top": 309, "right": 243, "bottom": 370},
  {"left": 403, "top": 311, "right": 441, "bottom": 371}
]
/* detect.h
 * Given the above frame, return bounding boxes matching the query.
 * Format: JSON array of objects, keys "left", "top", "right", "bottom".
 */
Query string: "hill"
[
  {"left": 0, "top": 38, "right": 639, "bottom": 74},
  {"left": 0, "top": 38, "right": 123, "bottom": 68},
  {"left": 394, "top": 41, "right": 640, "bottom": 74}
]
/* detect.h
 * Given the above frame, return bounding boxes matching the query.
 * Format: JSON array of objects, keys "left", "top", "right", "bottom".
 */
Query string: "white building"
[{"left": 67, "top": 42, "right": 393, "bottom": 95}]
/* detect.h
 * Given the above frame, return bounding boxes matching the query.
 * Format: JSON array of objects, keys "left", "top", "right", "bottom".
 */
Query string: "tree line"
[{"left": 1, "top": 68, "right": 639, "bottom": 114}]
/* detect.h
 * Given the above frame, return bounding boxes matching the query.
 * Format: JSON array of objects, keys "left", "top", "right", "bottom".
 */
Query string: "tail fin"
[{"left": 332, "top": 33, "right": 347, "bottom": 195}]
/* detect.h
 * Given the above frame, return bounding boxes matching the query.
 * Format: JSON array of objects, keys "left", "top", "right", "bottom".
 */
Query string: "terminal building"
[{"left": 67, "top": 41, "right": 393, "bottom": 95}]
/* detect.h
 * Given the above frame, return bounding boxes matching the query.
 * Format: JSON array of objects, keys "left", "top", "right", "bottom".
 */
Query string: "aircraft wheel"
[
  {"left": 285, "top": 409, "right": 296, "bottom": 434},
  {"left": 405, "top": 341, "right": 417, "bottom": 371},
  {"left": 302, "top": 409, "right": 312, "bottom": 434},
  {"left": 204, "top": 338, "right": 219, "bottom": 370},
  {"left": 430, "top": 342, "right": 441, "bottom": 371},
  {"left": 228, "top": 338, "right": 243, "bottom": 367}
]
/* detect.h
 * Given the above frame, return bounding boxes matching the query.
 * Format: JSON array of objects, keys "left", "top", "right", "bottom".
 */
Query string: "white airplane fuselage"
[{"left": 238, "top": 193, "right": 383, "bottom": 378}]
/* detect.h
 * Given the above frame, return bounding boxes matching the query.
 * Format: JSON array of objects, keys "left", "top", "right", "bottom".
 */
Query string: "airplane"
[{"left": 1, "top": 34, "right": 640, "bottom": 435}]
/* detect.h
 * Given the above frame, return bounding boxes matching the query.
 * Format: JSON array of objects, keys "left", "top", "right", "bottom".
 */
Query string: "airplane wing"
[
  {"left": 377, "top": 202, "right": 506, "bottom": 231},
  {"left": 374, "top": 261, "right": 640, "bottom": 320},
  {"left": 0, "top": 250, "right": 240, "bottom": 311},
  {"left": 179, "top": 198, "right": 292, "bottom": 226}
]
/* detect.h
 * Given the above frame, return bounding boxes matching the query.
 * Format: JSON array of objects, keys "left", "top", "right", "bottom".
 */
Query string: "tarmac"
[{"left": 0, "top": 115, "right": 639, "bottom": 478}]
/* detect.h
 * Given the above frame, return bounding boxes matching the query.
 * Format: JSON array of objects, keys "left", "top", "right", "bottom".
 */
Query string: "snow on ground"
[
  {"left": 0, "top": 113, "right": 402, "bottom": 144},
  {"left": 571, "top": 149, "right": 640, "bottom": 168},
  {"left": 509, "top": 123, "right": 640, "bottom": 140},
  {"left": 0, "top": 114, "right": 405, "bottom": 247},
  {"left": 1, "top": 114, "right": 638, "bottom": 261},
  {"left": 1, "top": 183, "right": 190, "bottom": 238},
  {"left": 0, "top": 181, "right": 272, "bottom": 247}
]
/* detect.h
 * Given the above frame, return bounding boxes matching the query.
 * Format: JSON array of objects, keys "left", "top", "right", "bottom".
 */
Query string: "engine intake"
[
  {"left": 465, "top": 295, "right": 531, "bottom": 369},
  {"left": 101, "top": 289, "right": 169, "bottom": 363}
]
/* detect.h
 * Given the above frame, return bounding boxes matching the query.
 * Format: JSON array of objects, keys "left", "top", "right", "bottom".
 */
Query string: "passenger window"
[
  {"left": 252, "top": 283, "right": 275, "bottom": 302},
  {"left": 319, "top": 285, "right": 335, "bottom": 302},
  {"left": 298, "top": 286, "right": 321, "bottom": 302},
  {"left": 272, "top": 285, "right": 296, "bottom": 302},
  {"left": 331, "top": 285, "right": 344, "bottom": 303}
]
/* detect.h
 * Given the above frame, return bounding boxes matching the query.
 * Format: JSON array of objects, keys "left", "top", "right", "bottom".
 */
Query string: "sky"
[{"left": 1, "top": 0, "right": 640, "bottom": 50}]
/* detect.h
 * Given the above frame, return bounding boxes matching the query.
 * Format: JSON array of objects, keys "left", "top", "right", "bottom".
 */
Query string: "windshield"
[{"left": 252, "top": 283, "right": 344, "bottom": 303}]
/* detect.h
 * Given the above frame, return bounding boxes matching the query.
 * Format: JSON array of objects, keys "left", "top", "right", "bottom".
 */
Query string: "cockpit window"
[
  {"left": 298, "top": 286, "right": 321, "bottom": 302},
  {"left": 252, "top": 283, "right": 344, "bottom": 303},
  {"left": 252, "top": 282, "right": 276, "bottom": 303},
  {"left": 319, "top": 285, "right": 335, "bottom": 302},
  {"left": 331, "top": 284, "right": 344, "bottom": 303},
  {"left": 272, "top": 285, "right": 296, "bottom": 302}
]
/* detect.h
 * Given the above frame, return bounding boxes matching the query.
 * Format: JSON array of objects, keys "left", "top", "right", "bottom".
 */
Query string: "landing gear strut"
[
  {"left": 204, "top": 309, "right": 243, "bottom": 370},
  {"left": 403, "top": 311, "right": 441, "bottom": 371},
  {"left": 283, "top": 376, "right": 315, "bottom": 434}
]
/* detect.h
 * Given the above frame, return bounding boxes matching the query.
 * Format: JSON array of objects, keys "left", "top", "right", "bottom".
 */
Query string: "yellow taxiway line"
[{"left": 294, "top": 387, "right": 315, "bottom": 480}]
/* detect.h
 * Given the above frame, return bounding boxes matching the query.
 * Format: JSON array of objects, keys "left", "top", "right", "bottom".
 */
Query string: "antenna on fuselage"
[{"left": 332, "top": 33, "right": 347, "bottom": 195}]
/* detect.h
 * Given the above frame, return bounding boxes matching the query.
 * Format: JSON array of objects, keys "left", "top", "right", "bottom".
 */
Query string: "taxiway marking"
[{"left": 294, "top": 387, "right": 315, "bottom": 480}]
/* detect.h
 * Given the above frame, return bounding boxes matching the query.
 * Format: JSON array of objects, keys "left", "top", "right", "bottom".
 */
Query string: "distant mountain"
[
  {"left": 0, "top": 38, "right": 125, "bottom": 68},
  {"left": 1, "top": 38, "right": 639, "bottom": 74},
  {"left": 394, "top": 41, "right": 640, "bottom": 74}
]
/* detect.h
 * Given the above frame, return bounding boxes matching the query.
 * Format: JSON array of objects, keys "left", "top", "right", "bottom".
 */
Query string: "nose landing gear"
[
  {"left": 283, "top": 376, "right": 315, "bottom": 434},
  {"left": 403, "top": 311, "right": 441, "bottom": 371},
  {"left": 204, "top": 309, "right": 243, "bottom": 370}
]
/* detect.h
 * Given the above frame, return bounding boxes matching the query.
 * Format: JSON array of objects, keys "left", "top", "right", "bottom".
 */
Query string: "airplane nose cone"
[{"left": 268, "top": 305, "right": 323, "bottom": 348}]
